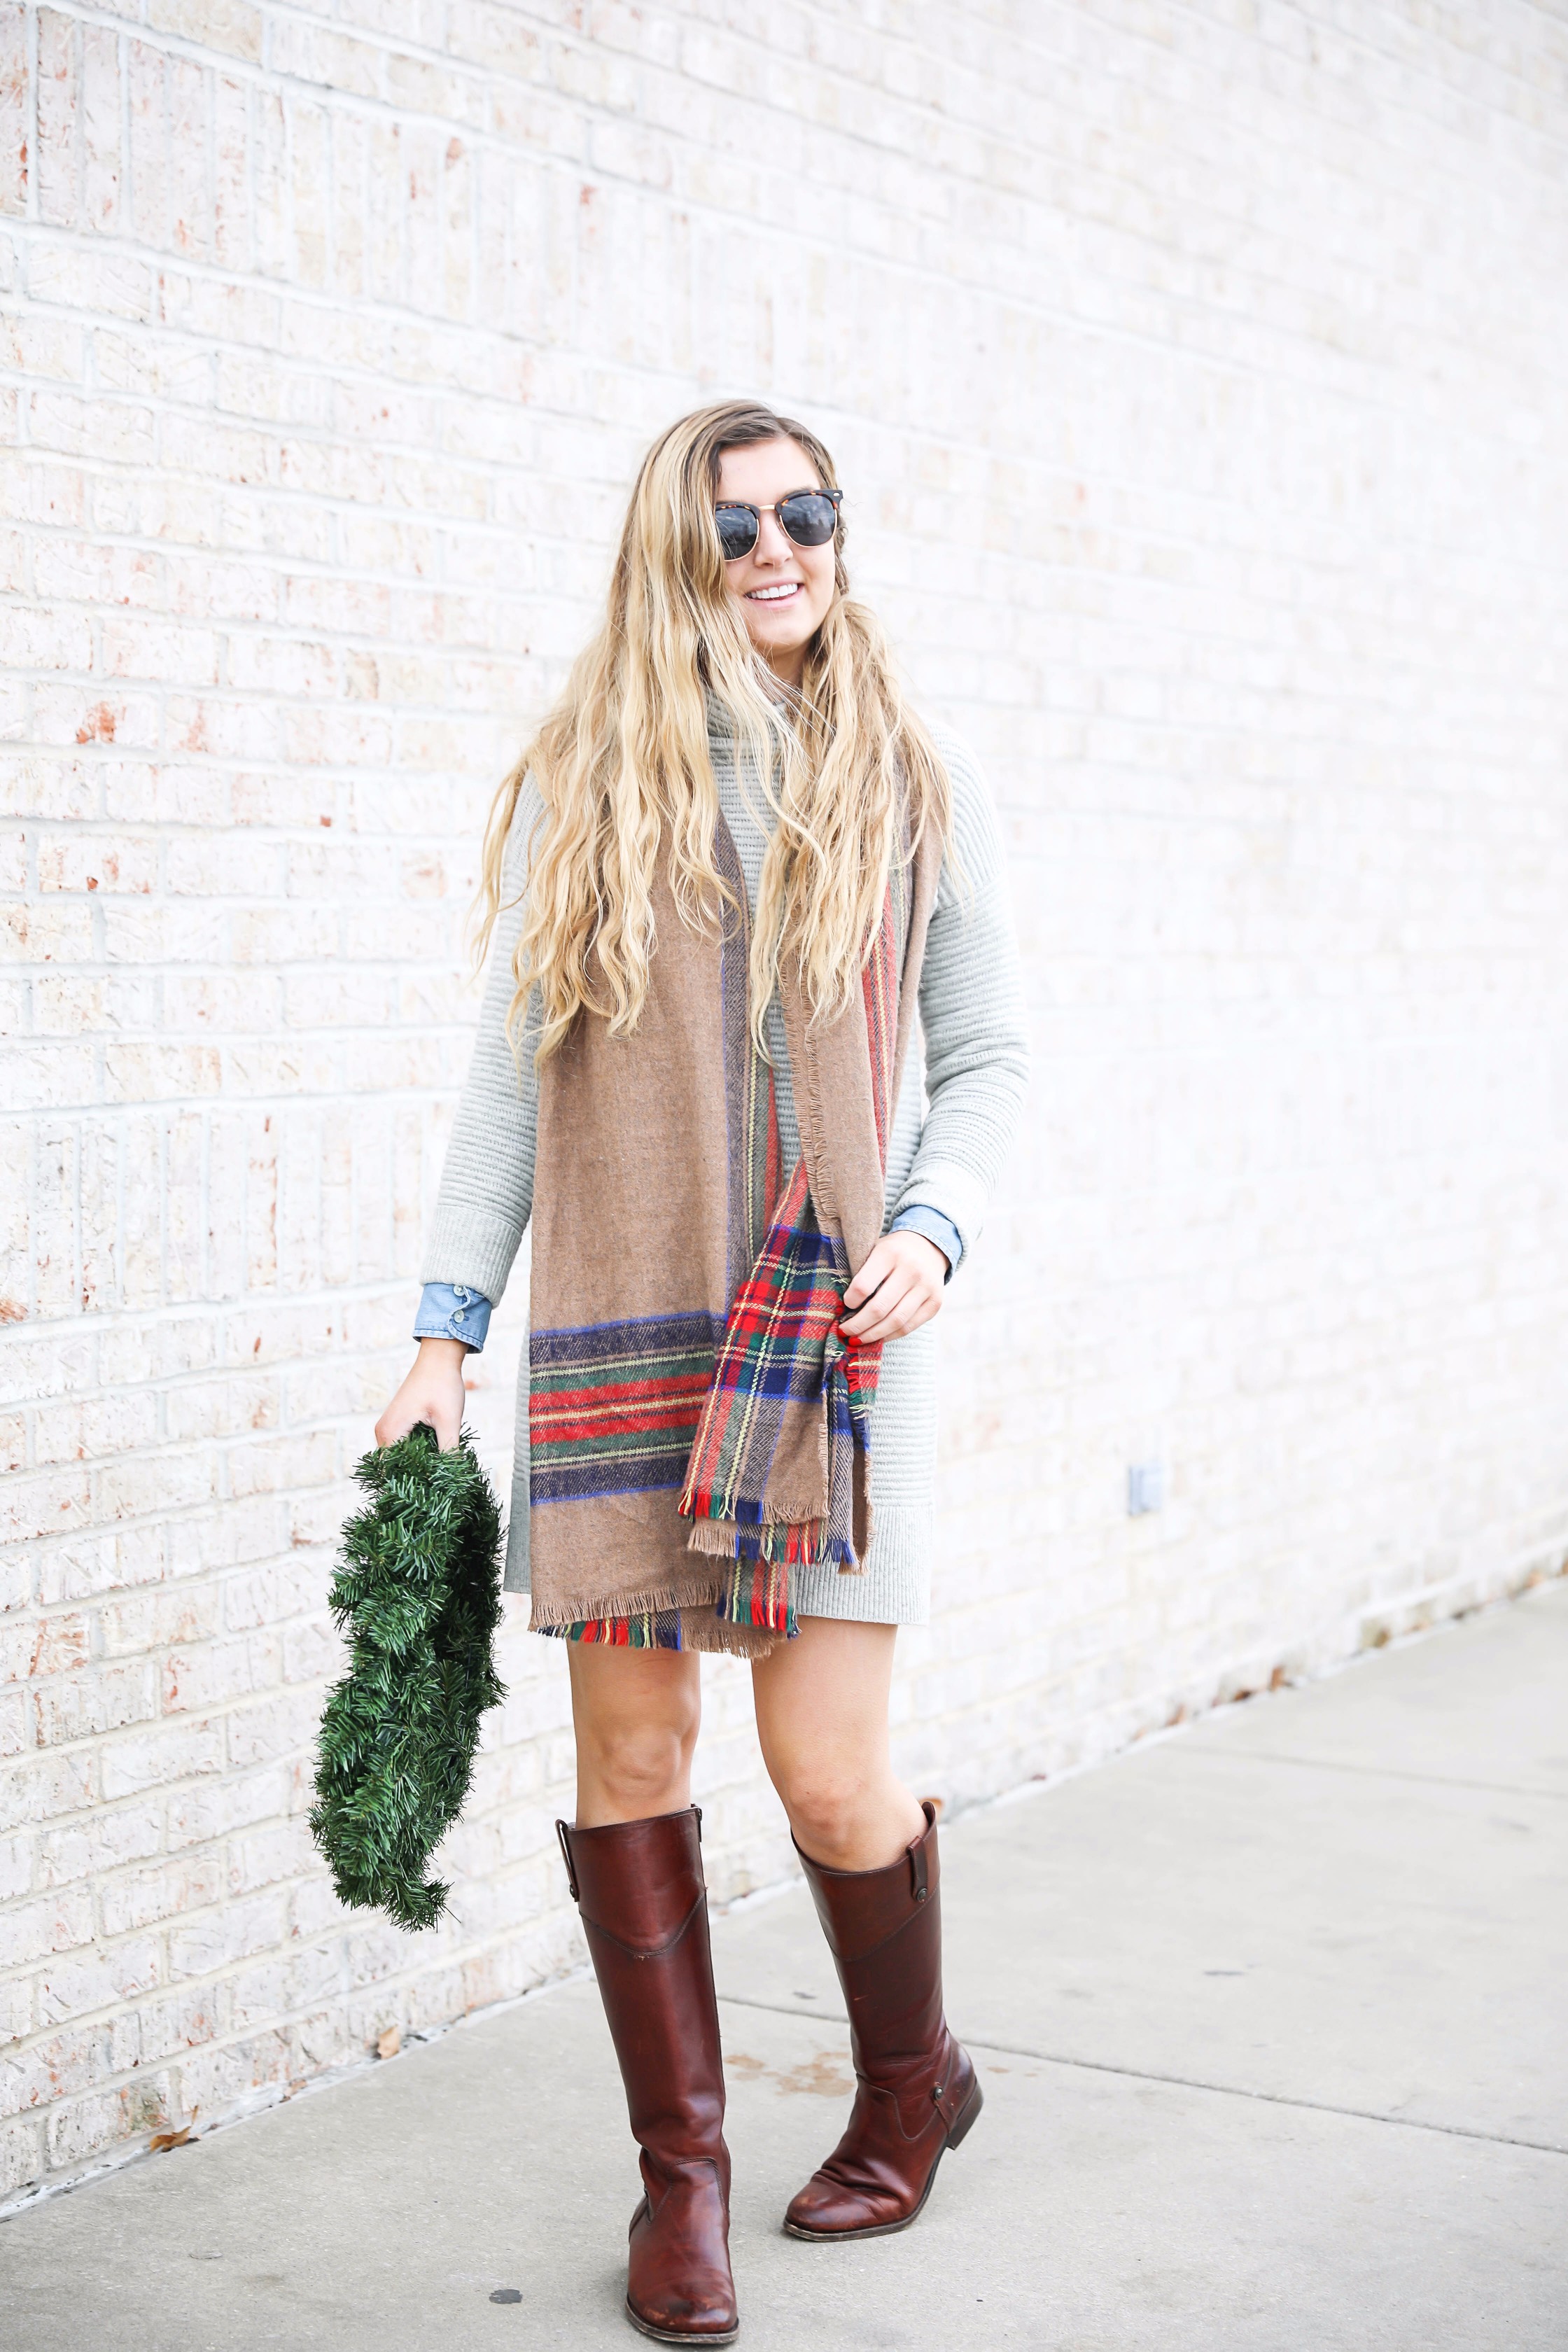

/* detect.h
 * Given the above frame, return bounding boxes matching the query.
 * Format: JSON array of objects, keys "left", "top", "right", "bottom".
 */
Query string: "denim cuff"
[
  {"left": 890, "top": 1204, "right": 963, "bottom": 1282},
  {"left": 413, "top": 1280, "right": 493, "bottom": 1352}
]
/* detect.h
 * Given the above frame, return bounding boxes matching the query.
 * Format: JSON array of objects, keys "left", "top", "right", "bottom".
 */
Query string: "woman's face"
[{"left": 714, "top": 437, "right": 838, "bottom": 688}]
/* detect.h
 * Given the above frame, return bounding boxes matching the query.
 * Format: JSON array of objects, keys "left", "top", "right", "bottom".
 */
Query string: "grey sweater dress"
[{"left": 421, "top": 708, "right": 1028, "bottom": 1624}]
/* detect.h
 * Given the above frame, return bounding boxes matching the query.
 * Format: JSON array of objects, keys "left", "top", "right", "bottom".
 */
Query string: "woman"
[{"left": 377, "top": 401, "right": 1028, "bottom": 2344}]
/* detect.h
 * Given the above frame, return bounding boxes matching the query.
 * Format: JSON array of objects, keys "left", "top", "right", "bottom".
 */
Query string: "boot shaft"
[
  {"left": 559, "top": 1806, "right": 728, "bottom": 2166},
  {"left": 560, "top": 1805, "right": 707, "bottom": 1954},
  {"left": 797, "top": 1802, "right": 946, "bottom": 2084}
]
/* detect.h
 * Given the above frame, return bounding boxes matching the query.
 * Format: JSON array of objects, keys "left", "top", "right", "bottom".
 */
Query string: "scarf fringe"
[
  {"left": 531, "top": 1567, "right": 799, "bottom": 1651},
  {"left": 682, "top": 1487, "right": 874, "bottom": 1576},
  {"left": 535, "top": 1597, "right": 797, "bottom": 1656},
  {"left": 541, "top": 1609, "right": 685, "bottom": 1650},
  {"left": 683, "top": 1513, "right": 834, "bottom": 1565},
  {"left": 528, "top": 1572, "right": 728, "bottom": 1633},
  {"left": 679, "top": 1611, "right": 792, "bottom": 1660},
  {"left": 713, "top": 1558, "right": 797, "bottom": 1635}
]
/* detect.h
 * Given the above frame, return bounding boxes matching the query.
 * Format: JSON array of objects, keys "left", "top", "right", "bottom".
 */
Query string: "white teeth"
[{"left": 748, "top": 583, "right": 800, "bottom": 601}]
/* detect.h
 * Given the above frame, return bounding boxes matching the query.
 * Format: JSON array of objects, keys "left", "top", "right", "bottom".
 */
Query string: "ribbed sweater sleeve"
[
  {"left": 890, "top": 729, "right": 1030, "bottom": 1258},
  {"left": 419, "top": 777, "right": 544, "bottom": 1303}
]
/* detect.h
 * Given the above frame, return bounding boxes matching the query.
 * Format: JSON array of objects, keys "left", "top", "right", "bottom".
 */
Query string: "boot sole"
[
  {"left": 625, "top": 2297, "right": 739, "bottom": 2346},
  {"left": 781, "top": 2078, "right": 985, "bottom": 2244}
]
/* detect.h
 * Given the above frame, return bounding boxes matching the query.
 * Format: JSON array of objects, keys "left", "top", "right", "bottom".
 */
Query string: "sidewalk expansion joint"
[{"left": 715, "top": 1995, "right": 1567, "bottom": 2159}]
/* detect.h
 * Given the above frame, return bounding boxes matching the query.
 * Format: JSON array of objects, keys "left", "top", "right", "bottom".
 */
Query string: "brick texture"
[{"left": 4, "top": 0, "right": 1568, "bottom": 2206}]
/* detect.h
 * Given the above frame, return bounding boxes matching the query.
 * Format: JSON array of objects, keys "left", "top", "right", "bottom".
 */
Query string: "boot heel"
[{"left": 946, "top": 2077, "right": 983, "bottom": 2150}]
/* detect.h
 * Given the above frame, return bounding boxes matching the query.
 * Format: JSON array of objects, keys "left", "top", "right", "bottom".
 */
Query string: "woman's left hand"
[{"left": 839, "top": 1231, "right": 950, "bottom": 1345}]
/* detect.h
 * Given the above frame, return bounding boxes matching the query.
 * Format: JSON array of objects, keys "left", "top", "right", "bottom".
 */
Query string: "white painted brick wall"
[{"left": 4, "top": 0, "right": 1568, "bottom": 2206}]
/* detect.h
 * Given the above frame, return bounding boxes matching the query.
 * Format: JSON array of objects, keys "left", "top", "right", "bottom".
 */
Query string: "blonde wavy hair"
[{"left": 475, "top": 400, "right": 954, "bottom": 1063}]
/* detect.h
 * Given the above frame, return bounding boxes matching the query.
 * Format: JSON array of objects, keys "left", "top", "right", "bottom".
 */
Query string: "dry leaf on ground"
[{"left": 376, "top": 2025, "right": 402, "bottom": 2060}]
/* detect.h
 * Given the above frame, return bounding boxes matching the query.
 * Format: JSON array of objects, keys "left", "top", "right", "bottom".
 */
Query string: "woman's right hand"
[{"left": 374, "top": 1337, "right": 469, "bottom": 1452}]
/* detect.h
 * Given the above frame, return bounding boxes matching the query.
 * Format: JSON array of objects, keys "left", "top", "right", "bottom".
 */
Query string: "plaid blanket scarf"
[
  {"left": 676, "top": 881, "right": 902, "bottom": 1633},
  {"left": 524, "top": 802, "right": 940, "bottom": 1660}
]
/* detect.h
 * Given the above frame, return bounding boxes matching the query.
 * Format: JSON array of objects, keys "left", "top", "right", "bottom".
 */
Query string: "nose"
[{"left": 752, "top": 507, "right": 794, "bottom": 564}]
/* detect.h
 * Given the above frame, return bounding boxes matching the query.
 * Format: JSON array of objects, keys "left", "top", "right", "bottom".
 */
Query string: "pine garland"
[{"left": 311, "top": 1424, "right": 507, "bottom": 1932}]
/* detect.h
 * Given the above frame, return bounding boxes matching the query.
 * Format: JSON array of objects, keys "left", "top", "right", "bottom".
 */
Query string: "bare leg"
[
  {"left": 568, "top": 1641, "right": 703, "bottom": 1827},
  {"left": 750, "top": 1617, "right": 925, "bottom": 1870}
]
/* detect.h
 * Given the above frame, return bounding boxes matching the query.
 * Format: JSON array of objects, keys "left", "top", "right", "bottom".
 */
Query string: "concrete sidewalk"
[{"left": 4, "top": 1586, "right": 1564, "bottom": 2351}]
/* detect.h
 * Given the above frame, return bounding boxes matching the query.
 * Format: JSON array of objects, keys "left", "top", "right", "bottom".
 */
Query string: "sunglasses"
[{"left": 713, "top": 487, "right": 843, "bottom": 563}]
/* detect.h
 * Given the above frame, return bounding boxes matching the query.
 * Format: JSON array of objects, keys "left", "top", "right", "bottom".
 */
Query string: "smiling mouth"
[{"left": 745, "top": 582, "right": 802, "bottom": 603}]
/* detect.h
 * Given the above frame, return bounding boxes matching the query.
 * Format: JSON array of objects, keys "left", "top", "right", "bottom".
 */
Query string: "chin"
[{"left": 765, "top": 613, "right": 820, "bottom": 648}]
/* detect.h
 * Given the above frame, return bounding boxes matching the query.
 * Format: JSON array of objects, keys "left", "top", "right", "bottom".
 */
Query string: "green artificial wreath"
[{"left": 311, "top": 1424, "right": 507, "bottom": 1931}]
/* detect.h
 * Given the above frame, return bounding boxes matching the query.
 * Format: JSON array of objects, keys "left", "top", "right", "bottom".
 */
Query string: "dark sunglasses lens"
[
  {"left": 715, "top": 505, "right": 759, "bottom": 561},
  {"left": 779, "top": 493, "right": 839, "bottom": 547}
]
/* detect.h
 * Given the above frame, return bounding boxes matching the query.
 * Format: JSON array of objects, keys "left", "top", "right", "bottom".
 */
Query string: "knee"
[
  {"left": 777, "top": 1767, "right": 871, "bottom": 1867},
  {"left": 581, "top": 1703, "right": 699, "bottom": 1817}
]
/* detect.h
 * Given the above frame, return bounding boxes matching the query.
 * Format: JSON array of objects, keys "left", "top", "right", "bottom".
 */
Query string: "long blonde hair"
[{"left": 475, "top": 400, "right": 953, "bottom": 1063}]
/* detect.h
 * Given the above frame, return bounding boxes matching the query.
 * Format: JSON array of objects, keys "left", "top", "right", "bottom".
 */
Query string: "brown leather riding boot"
[
  {"left": 558, "top": 1807, "right": 738, "bottom": 2344},
  {"left": 784, "top": 1799, "right": 981, "bottom": 2241}
]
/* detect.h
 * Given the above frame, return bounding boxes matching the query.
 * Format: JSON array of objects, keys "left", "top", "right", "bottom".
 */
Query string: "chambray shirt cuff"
[
  {"left": 413, "top": 1281, "right": 493, "bottom": 1352},
  {"left": 890, "top": 1204, "right": 963, "bottom": 1281}
]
